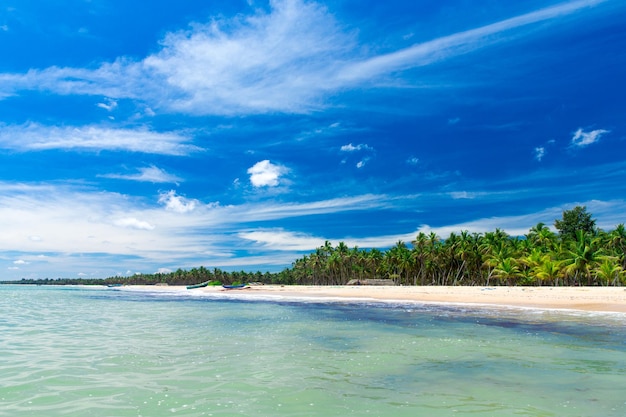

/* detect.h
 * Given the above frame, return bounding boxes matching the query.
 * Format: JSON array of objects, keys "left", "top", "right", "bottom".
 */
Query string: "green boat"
[{"left": 186, "top": 280, "right": 211, "bottom": 289}]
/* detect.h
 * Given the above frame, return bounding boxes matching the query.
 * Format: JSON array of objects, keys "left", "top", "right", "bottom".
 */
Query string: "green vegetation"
[
  {"left": 554, "top": 205, "right": 597, "bottom": 240},
  {"left": 4, "top": 206, "right": 625, "bottom": 287},
  {"left": 288, "top": 215, "right": 625, "bottom": 287}
]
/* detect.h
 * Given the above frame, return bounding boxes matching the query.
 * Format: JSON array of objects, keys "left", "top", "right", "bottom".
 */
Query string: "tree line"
[
  {"left": 5, "top": 206, "right": 625, "bottom": 287},
  {"left": 289, "top": 206, "right": 625, "bottom": 286}
]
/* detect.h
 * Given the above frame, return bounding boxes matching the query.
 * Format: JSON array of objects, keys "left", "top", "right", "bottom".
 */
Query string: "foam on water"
[{"left": 2, "top": 285, "right": 626, "bottom": 416}]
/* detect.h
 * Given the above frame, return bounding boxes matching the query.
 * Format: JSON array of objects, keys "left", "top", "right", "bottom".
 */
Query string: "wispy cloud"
[
  {"left": 0, "top": 123, "right": 201, "bottom": 155},
  {"left": 102, "top": 166, "right": 182, "bottom": 184},
  {"left": 96, "top": 98, "right": 118, "bottom": 112},
  {"left": 238, "top": 229, "right": 325, "bottom": 251},
  {"left": 534, "top": 139, "right": 555, "bottom": 161},
  {"left": 340, "top": 142, "right": 374, "bottom": 168},
  {"left": 338, "top": 0, "right": 607, "bottom": 83},
  {"left": 239, "top": 226, "right": 437, "bottom": 251},
  {"left": 571, "top": 127, "right": 609, "bottom": 147},
  {"left": 0, "top": 181, "right": 392, "bottom": 276},
  {"left": 449, "top": 191, "right": 476, "bottom": 200},
  {"left": 0, "top": 0, "right": 352, "bottom": 115},
  {"left": 113, "top": 217, "right": 155, "bottom": 231},
  {"left": 406, "top": 156, "right": 420, "bottom": 166},
  {"left": 418, "top": 199, "right": 626, "bottom": 237},
  {"left": 141, "top": 0, "right": 355, "bottom": 115},
  {"left": 535, "top": 146, "right": 546, "bottom": 161},
  {"left": 0, "top": 0, "right": 608, "bottom": 116},
  {"left": 340, "top": 143, "right": 373, "bottom": 152}
]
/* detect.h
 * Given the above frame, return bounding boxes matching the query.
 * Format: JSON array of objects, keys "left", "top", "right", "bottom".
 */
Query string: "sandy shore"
[{"left": 135, "top": 285, "right": 626, "bottom": 313}]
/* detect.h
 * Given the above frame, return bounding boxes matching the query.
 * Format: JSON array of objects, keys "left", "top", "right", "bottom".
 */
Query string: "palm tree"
[
  {"left": 527, "top": 222, "right": 557, "bottom": 251},
  {"left": 366, "top": 248, "right": 384, "bottom": 279},
  {"left": 328, "top": 251, "right": 342, "bottom": 284},
  {"left": 594, "top": 259, "right": 624, "bottom": 286},
  {"left": 491, "top": 257, "right": 522, "bottom": 286},
  {"left": 607, "top": 224, "right": 626, "bottom": 269},
  {"left": 411, "top": 232, "right": 430, "bottom": 285},
  {"left": 533, "top": 255, "right": 563, "bottom": 286},
  {"left": 560, "top": 230, "right": 604, "bottom": 285}
]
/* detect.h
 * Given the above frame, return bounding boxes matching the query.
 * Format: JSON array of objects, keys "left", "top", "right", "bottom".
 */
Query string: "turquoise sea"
[{"left": 1, "top": 285, "right": 625, "bottom": 417}]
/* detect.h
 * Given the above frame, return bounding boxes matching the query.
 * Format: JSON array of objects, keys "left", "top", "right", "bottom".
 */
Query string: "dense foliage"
[
  {"left": 4, "top": 207, "right": 625, "bottom": 287},
  {"left": 289, "top": 224, "right": 625, "bottom": 286},
  {"left": 288, "top": 207, "right": 625, "bottom": 286},
  {"left": 554, "top": 205, "right": 597, "bottom": 240}
]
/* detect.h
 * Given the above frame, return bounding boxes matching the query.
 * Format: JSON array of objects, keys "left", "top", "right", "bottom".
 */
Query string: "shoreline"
[{"left": 126, "top": 285, "right": 626, "bottom": 314}]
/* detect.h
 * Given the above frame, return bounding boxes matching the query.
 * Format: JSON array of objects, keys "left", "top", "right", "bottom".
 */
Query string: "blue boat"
[{"left": 222, "top": 284, "right": 247, "bottom": 289}]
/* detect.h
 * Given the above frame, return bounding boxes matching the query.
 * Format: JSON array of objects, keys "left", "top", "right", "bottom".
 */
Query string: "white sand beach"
[{"left": 140, "top": 285, "right": 626, "bottom": 313}]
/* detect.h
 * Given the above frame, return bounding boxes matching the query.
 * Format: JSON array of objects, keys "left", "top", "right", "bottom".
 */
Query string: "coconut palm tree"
[
  {"left": 527, "top": 222, "right": 557, "bottom": 252},
  {"left": 534, "top": 255, "right": 563, "bottom": 286},
  {"left": 607, "top": 224, "right": 626, "bottom": 269},
  {"left": 594, "top": 259, "right": 624, "bottom": 286},
  {"left": 560, "top": 230, "right": 604, "bottom": 285},
  {"left": 491, "top": 257, "right": 522, "bottom": 286}
]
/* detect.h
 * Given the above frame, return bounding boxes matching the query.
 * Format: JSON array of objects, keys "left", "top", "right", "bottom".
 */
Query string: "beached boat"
[
  {"left": 186, "top": 280, "right": 211, "bottom": 289},
  {"left": 222, "top": 284, "right": 247, "bottom": 289}
]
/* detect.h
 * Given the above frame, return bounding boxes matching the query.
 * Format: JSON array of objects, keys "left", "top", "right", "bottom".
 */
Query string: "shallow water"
[{"left": 1, "top": 285, "right": 625, "bottom": 416}]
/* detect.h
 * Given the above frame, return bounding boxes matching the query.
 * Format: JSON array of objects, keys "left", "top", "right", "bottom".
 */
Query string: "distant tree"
[{"left": 554, "top": 206, "right": 596, "bottom": 241}]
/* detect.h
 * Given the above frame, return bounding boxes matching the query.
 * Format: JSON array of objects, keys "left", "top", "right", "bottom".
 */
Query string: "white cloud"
[
  {"left": 356, "top": 158, "right": 370, "bottom": 169},
  {"left": 449, "top": 191, "right": 475, "bottom": 200},
  {"left": 247, "top": 160, "right": 288, "bottom": 187},
  {"left": 341, "top": 142, "right": 374, "bottom": 168},
  {"left": 535, "top": 146, "right": 546, "bottom": 161},
  {"left": 103, "top": 166, "right": 182, "bottom": 184},
  {"left": 9, "top": 185, "right": 378, "bottom": 275},
  {"left": 141, "top": 0, "right": 354, "bottom": 115},
  {"left": 158, "top": 190, "right": 198, "bottom": 213},
  {"left": 13, "top": 259, "right": 29, "bottom": 265},
  {"left": 337, "top": 0, "right": 608, "bottom": 83},
  {"left": 340, "top": 143, "right": 372, "bottom": 152},
  {"left": 571, "top": 128, "right": 609, "bottom": 147},
  {"left": 113, "top": 218, "right": 155, "bottom": 230},
  {"left": 406, "top": 157, "right": 419, "bottom": 165},
  {"left": 239, "top": 229, "right": 325, "bottom": 251},
  {"left": 0, "top": 123, "right": 201, "bottom": 155},
  {"left": 241, "top": 227, "right": 432, "bottom": 251},
  {"left": 0, "top": 0, "right": 606, "bottom": 116},
  {"left": 239, "top": 228, "right": 427, "bottom": 252},
  {"left": 228, "top": 194, "right": 389, "bottom": 222},
  {"left": 96, "top": 98, "right": 118, "bottom": 111}
]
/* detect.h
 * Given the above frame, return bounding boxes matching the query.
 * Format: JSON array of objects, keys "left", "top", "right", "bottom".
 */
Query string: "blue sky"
[{"left": 1, "top": 0, "right": 625, "bottom": 279}]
